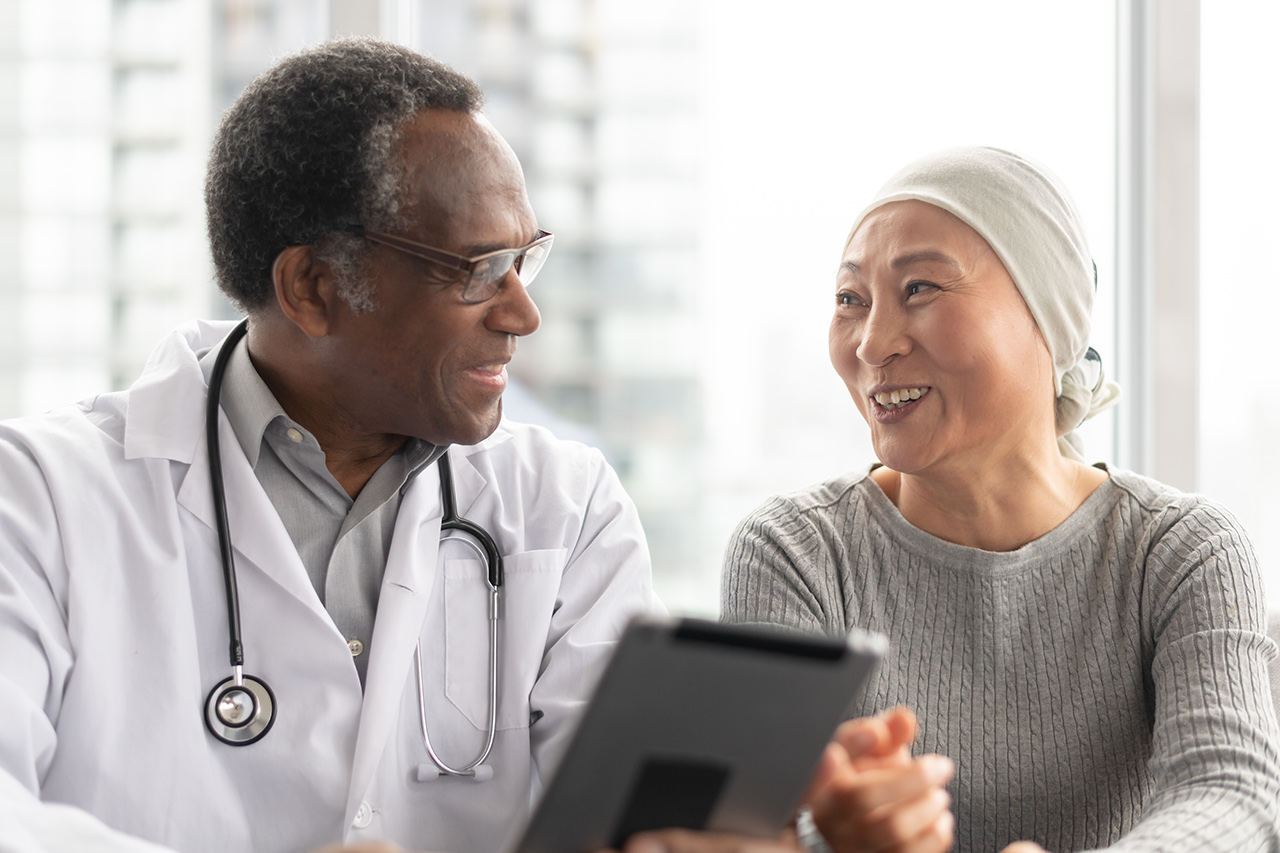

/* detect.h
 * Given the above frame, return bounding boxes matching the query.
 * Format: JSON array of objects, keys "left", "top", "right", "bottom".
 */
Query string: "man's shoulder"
[
  {"left": 450, "top": 419, "right": 624, "bottom": 515},
  {"left": 466, "top": 418, "right": 608, "bottom": 471},
  {"left": 0, "top": 319, "right": 229, "bottom": 467},
  {"left": 0, "top": 392, "right": 130, "bottom": 460}
]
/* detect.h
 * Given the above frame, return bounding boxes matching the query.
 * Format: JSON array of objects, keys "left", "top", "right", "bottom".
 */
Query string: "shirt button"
[
  {"left": 352, "top": 801, "right": 372, "bottom": 829},
  {"left": 348, "top": 638, "right": 365, "bottom": 657},
  {"left": 286, "top": 428, "right": 303, "bottom": 443}
]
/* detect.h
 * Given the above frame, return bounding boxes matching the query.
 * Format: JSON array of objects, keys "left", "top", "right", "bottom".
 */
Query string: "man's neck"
[{"left": 245, "top": 332, "right": 406, "bottom": 499}]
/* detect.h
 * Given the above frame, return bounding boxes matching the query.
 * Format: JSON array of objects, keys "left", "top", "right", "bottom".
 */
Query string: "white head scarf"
[{"left": 844, "top": 146, "right": 1121, "bottom": 461}]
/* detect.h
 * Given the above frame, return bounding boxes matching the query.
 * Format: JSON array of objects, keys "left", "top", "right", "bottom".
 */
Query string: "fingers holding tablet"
[
  {"left": 607, "top": 828, "right": 802, "bottom": 853},
  {"left": 805, "top": 710, "right": 955, "bottom": 853}
]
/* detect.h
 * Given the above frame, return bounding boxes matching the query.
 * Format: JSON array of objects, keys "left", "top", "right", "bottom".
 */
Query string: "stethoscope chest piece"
[{"left": 204, "top": 673, "right": 276, "bottom": 746}]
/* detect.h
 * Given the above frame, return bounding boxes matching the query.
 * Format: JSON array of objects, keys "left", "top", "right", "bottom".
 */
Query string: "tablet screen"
[{"left": 509, "top": 615, "right": 886, "bottom": 853}]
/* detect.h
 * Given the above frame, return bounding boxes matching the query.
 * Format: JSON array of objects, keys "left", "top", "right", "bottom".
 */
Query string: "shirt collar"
[
  {"left": 200, "top": 334, "right": 442, "bottom": 478},
  {"left": 209, "top": 335, "right": 287, "bottom": 469}
]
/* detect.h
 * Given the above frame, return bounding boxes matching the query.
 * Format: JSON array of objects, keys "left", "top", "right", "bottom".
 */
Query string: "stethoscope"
[{"left": 202, "top": 319, "right": 504, "bottom": 781}]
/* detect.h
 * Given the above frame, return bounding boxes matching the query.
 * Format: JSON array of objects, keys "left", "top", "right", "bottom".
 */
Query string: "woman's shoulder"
[
  {"left": 725, "top": 468, "right": 900, "bottom": 568},
  {"left": 739, "top": 467, "right": 882, "bottom": 529},
  {"left": 1099, "top": 467, "right": 1259, "bottom": 602},
  {"left": 1103, "top": 466, "right": 1251, "bottom": 541}
]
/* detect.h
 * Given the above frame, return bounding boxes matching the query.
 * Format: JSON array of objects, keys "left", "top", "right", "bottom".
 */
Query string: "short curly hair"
[{"left": 205, "top": 38, "right": 484, "bottom": 312}]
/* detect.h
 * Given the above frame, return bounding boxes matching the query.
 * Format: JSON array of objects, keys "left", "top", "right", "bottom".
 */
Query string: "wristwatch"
[{"left": 795, "top": 808, "right": 835, "bottom": 853}]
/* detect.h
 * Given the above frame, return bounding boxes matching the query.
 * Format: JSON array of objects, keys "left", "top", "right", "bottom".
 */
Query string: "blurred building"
[
  {"left": 397, "top": 0, "right": 704, "bottom": 598},
  {"left": 2, "top": 0, "right": 708, "bottom": 605}
]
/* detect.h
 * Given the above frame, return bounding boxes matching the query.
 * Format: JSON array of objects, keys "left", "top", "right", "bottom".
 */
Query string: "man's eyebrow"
[
  {"left": 459, "top": 229, "right": 541, "bottom": 257},
  {"left": 459, "top": 242, "right": 507, "bottom": 256}
]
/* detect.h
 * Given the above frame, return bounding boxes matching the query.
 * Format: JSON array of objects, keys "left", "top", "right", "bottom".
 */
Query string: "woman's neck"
[{"left": 870, "top": 442, "right": 1108, "bottom": 552}]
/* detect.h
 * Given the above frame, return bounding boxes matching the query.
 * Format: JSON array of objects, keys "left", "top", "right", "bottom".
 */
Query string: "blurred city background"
[{"left": 1, "top": 0, "right": 1275, "bottom": 613}]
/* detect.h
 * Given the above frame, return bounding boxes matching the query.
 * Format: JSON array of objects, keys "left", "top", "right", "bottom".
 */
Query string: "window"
[{"left": 1200, "top": 0, "right": 1280, "bottom": 609}]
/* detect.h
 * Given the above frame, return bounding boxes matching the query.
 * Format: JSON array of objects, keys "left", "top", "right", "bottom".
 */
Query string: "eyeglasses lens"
[
  {"left": 518, "top": 242, "right": 550, "bottom": 284},
  {"left": 461, "top": 241, "right": 551, "bottom": 303}
]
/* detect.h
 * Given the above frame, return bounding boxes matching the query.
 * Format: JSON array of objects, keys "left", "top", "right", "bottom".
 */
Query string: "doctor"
[{"left": 0, "top": 38, "right": 661, "bottom": 853}]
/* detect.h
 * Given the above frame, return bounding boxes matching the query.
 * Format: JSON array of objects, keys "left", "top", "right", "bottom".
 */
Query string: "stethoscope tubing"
[
  {"left": 438, "top": 452, "right": 503, "bottom": 591},
  {"left": 420, "top": 452, "right": 503, "bottom": 776},
  {"left": 202, "top": 319, "right": 506, "bottom": 773},
  {"left": 207, "top": 319, "right": 250, "bottom": 673}
]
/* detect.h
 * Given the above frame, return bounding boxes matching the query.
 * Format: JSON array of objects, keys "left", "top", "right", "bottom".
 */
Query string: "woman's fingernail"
[
  {"left": 627, "top": 839, "right": 668, "bottom": 853},
  {"left": 847, "top": 728, "right": 877, "bottom": 753},
  {"left": 923, "top": 754, "right": 954, "bottom": 781}
]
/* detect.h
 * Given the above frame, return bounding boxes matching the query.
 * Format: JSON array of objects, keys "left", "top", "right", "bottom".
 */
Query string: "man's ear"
[{"left": 271, "top": 245, "right": 341, "bottom": 338}]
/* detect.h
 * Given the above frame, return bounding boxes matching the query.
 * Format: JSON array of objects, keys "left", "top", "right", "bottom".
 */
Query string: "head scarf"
[{"left": 844, "top": 146, "right": 1121, "bottom": 461}]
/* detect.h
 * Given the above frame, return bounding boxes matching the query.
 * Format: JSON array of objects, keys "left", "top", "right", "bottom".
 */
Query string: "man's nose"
[{"left": 486, "top": 269, "right": 541, "bottom": 336}]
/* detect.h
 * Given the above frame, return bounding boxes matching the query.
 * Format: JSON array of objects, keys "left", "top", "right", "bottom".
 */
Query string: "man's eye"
[{"left": 423, "top": 264, "right": 467, "bottom": 286}]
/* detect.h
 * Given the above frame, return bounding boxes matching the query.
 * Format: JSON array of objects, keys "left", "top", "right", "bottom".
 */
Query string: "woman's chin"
[{"left": 870, "top": 441, "right": 933, "bottom": 477}]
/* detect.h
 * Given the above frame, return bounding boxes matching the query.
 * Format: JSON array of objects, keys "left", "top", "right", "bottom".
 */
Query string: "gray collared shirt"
[{"left": 204, "top": 337, "right": 441, "bottom": 686}]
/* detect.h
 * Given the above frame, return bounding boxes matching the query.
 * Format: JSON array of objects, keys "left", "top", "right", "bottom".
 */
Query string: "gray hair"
[{"left": 205, "top": 37, "right": 484, "bottom": 312}]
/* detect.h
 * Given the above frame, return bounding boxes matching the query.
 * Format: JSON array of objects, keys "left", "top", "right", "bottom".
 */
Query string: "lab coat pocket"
[{"left": 443, "top": 548, "right": 566, "bottom": 731}]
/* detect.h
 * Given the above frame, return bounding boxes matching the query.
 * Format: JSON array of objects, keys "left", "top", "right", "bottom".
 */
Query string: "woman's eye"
[
  {"left": 836, "top": 290, "right": 865, "bottom": 307},
  {"left": 906, "top": 280, "right": 936, "bottom": 296}
]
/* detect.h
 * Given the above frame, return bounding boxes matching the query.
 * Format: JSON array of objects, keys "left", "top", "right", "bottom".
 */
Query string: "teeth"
[{"left": 873, "top": 387, "right": 928, "bottom": 410}]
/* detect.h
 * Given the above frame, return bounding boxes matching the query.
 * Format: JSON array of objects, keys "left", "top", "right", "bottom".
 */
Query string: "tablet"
[{"left": 508, "top": 615, "right": 887, "bottom": 853}]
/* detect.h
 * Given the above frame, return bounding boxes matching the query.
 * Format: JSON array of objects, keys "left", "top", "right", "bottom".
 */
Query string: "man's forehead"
[
  {"left": 392, "top": 109, "right": 534, "bottom": 242},
  {"left": 396, "top": 110, "right": 513, "bottom": 174}
]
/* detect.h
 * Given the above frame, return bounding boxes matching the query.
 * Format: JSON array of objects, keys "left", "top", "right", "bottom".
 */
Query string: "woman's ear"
[{"left": 271, "top": 245, "right": 340, "bottom": 338}]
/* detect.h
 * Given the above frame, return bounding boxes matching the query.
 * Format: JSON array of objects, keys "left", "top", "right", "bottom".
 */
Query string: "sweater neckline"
[{"left": 855, "top": 468, "right": 1121, "bottom": 574}]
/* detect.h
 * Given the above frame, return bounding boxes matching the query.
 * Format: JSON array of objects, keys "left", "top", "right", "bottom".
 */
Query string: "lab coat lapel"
[
  {"left": 451, "top": 442, "right": 492, "bottom": 518},
  {"left": 124, "top": 320, "right": 322, "bottom": 614},
  {"left": 345, "top": 462, "right": 443, "bottom": 823},
  {"left": 175, "top": 413, "right": 325, "bottom": 616},
  {"left": 123, "top": 319, "right": 238, "bottom": 465}
]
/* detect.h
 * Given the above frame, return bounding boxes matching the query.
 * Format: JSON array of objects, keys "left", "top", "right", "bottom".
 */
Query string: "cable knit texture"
[{"left": 721, "top": 467, "right": 1280, "bottom": 853}]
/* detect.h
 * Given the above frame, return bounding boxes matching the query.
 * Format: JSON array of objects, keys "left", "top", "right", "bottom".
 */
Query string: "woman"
[{"left": 721, "top": 147, "right": 1280, "bottom": 853}]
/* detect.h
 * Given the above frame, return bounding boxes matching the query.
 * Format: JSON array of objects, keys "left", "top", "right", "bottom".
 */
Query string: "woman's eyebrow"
[
  {"left": 891, "top": 250, "right": 960, "bottom": 269},
  {"left": 841, "top": 251, "right": 960, "bottom": 276}
]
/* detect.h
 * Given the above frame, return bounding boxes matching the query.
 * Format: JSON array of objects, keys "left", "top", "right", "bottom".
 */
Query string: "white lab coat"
[{"left": 0, "top": 321, "right": 660, "bottom": 853}]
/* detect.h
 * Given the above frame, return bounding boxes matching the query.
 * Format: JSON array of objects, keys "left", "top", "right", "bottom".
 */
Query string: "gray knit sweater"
[{"left": 721, "top": 467, "right": 1280, "bottom": 853}]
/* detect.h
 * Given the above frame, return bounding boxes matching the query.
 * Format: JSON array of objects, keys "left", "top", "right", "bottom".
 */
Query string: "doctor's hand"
[{"left": 803, "top": 707, "right": 955, "bottom": 853}]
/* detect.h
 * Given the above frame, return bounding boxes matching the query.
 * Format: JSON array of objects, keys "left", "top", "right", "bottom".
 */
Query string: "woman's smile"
[{"left": 869, "top": 386, "right": 932, "bottom": 422}]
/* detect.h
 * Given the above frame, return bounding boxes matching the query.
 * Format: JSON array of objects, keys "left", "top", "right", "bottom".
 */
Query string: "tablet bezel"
[{"left": 508, "top": 615, "right": 886, "bottom": 853}]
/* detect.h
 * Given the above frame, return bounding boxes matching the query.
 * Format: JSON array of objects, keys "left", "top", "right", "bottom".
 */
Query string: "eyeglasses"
[{"left": 361, "top": 229, "right": 554, "bottom": 304}]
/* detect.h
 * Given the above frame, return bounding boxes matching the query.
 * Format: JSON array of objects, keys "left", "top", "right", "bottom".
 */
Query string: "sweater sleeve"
[
  {"left": 1092, "top": 501, "right": 1280, "bottom": 852},
  {"left": 719, "top": 495, "right": 845, "bottom": 637}
]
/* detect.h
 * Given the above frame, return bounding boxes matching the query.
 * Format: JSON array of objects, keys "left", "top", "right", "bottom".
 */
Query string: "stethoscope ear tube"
[
  {"left": 437, "top": 452, "right": 503, "bottom": 590},
  {"left": 414, "top": 452, "right": 504, "bottom": 780}
]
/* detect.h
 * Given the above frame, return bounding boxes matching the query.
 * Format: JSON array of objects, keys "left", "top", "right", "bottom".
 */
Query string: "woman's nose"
[
  {"left": 486, "top": 269, "right": 542, "bottom": 337},
  {"left": 855, "top": 305, "right": 911, "bottom": 366}
]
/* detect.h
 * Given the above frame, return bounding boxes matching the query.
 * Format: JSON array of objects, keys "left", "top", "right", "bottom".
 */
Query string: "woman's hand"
[
  {"left": 612, "top": 829, "right": 802, "bottom": 853},
  {"left": 999, "top": 844, "right": 1050, "bottom": 853},
  {"left": 804, "top": 707, "right": 955, "bottom": 853}
]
